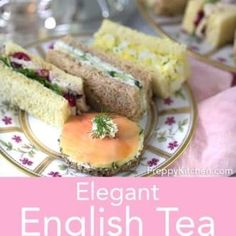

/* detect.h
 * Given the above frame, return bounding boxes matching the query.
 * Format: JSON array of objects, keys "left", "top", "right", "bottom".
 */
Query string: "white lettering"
[
  {"left": 108, "top": 217, "right": 122, "bottom": 236},
  {"left": 156, "top": 207, "right": 179, "bottom": 236},
  {"left": 65, "top": 217, "right": 85, "bottom": 236},
  {"left": 77, "top": 182, "right": 89, "bottom": 201},
  {"left": 21, "top": 207, "right": 40, "bottom": 236},
  {"left": 44, "top": 217, "right": 61, "bottom": 236},
  {"left": 198, "top": 217, "right": 215, "bottom": 236},
  {"left": 176, "top": 217, "right": 195, "bottom": 236},
  {"left": 125, "top": 206, "right": 143, "bottom": 236}
]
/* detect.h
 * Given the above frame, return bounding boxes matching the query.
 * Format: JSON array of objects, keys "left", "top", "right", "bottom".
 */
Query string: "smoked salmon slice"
[{"left": 60, "top": 113, "right": 144, "bottom": 176}]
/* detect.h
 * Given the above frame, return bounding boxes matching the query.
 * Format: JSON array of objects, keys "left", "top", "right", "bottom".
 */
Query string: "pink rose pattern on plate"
[
  {"left": 2, "top": 116, "right": 12, "bottom": 125},
  {"left": 12, "top": 135, "right": 22, "bottom": 143},
  {"left": 153, "top": 91, "right": 189, "bottom": 153},
  {"left": 147, "top": 158, "right": 159, "bottom": 167},
  {"left": 154, "top": 117, "right": 188, "bottom": 152}
]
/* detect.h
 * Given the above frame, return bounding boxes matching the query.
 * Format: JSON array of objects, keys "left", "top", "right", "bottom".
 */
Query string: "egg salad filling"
[
  {"left": 54, "top": 41, "right": 143, "bottom": 89},
  {"left": 93, "top": 33, "right": 187, "bottom": 84}
]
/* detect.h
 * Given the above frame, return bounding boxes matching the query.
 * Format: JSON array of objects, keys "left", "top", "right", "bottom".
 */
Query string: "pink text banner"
[{"left": 0, "top": 178, "right": 235, "bottom": 236}]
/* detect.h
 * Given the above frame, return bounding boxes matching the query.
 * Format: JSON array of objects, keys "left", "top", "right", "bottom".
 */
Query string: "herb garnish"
[
  {"left": 108, "top": 71, "right": 116, "bottom": 77},
  {"left": 90, "top": 113, "right": 118, "bottom": 139},
  {"left": 0, "top": 56, "right": 11, "bottom": 67},
  {"left": 0, "top": 56, "right": 63, "bottom": 95}
]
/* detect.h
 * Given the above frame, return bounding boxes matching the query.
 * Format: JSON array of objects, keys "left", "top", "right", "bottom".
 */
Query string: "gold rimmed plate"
[
  {"left": 137, "top": 0, "right": 236, "bottom": 73},
  {"left": 0, "top": 35, "right": 197, "bottom": 177}
]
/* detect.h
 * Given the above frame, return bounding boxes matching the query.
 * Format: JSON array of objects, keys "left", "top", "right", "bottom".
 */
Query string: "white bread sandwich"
[
  {"left": 142, "top": 0, "right": 189, "bottom": 16},
  {"left": 46, "top": 36, "right": 152, "bottom": 121},
  {"left": 94, "top": 20, "right": 190, "bottom": 98},
  {"left": 182, "top": 0, "right": 236, "bottom": 48},
  {"left": 0, "top": 42, "right": 88, "bottom": 127}
]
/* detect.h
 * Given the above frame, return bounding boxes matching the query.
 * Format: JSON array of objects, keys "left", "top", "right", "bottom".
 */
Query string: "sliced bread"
[{"left": 47, "top": 36, "right": 152, "bottom": 120}]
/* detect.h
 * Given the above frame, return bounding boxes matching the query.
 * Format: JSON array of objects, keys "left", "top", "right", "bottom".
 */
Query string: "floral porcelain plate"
[
  {"left": 0, "top": 35, "right": 197, "bottom": 177},
  {"left": 137, "top": 0, "right": 236, "bottom": 73}
]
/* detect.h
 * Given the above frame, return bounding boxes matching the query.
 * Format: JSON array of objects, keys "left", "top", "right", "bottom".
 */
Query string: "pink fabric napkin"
[{"left": 168, "top": 58, "right": 236, "bottom": 177}]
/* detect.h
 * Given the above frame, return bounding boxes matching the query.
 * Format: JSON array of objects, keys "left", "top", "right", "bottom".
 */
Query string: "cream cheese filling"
[{"left": 54, "top": 41, "right": 143, "bottom": 89}]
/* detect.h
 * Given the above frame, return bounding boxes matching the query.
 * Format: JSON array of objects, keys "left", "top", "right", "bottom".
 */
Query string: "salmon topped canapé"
[{"left": 60, "top": 113, "right": 144, "bottom": 176}]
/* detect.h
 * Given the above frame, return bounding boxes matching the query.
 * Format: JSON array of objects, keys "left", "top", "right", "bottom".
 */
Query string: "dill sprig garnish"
[{"left": 90, "top": 113, "right": 118, "bottom": 139}]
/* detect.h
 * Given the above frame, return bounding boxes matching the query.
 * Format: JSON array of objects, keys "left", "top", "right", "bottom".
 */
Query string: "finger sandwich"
[
  {"left": 47, "top": 36, "right": 152, "bottom": 120},
  {"left": 94, "top": 20, "right": 190, "bottom": 98},
  {"left": 0, "top": 42, "right": 88, "bottom": 127},
  {"left": 182, "top": 0, "right": 236, "bottom": 48}
]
